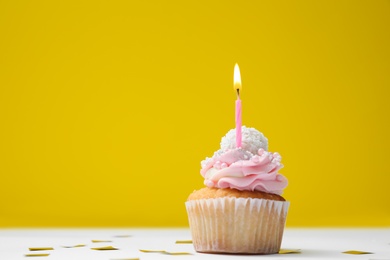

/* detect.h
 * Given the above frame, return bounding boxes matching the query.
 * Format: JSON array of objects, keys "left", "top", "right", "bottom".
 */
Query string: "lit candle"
[{"left": 234, "top": 63, "right": 242, "bottom": 148}]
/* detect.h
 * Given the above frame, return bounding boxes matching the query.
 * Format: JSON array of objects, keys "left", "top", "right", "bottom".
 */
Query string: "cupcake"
[{"left": 186, "top": 126, "right": 289, "bottom": 254}]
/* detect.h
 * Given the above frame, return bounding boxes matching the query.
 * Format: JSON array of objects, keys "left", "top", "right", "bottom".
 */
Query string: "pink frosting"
[{"left": 201, "top": 148, "right": 288, "bottom": 195}]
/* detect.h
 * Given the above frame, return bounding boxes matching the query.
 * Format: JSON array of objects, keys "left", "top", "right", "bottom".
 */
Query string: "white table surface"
[{"left": 0, "top": 228, "right": 389, "bottom": 260}]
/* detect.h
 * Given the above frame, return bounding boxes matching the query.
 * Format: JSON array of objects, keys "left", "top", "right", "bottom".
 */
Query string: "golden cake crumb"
[{"left": 187, "top": 187, "right": 285, "bottom": 201}]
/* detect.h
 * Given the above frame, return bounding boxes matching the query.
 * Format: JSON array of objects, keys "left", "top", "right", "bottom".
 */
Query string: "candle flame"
[{"left": 234, "top": 63, "right": 242, "bottom": 94}]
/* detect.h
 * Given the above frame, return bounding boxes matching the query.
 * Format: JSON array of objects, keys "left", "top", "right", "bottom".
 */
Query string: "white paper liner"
[{"left": 185, "top": 197, "right": 289, "bottom": 254}]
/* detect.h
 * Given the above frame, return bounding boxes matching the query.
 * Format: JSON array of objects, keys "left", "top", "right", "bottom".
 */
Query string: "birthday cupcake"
[{"left": 185, "top": 126, "right": 289, "bottom": 254}]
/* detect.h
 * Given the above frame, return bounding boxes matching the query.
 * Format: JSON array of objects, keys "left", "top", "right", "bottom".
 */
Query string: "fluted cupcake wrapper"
[{"left": 185, "top": 197, "right": 289, "bottom": 254}]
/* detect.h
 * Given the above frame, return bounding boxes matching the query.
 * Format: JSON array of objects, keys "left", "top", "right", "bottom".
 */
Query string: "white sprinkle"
[{"left": 220, "top": 126, "right": 268, "bottom": 154}]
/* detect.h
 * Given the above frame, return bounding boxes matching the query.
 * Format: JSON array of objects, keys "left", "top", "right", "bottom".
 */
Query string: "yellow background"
[{"left": 0, "top": 0, "right": 389, "bottom": 227}]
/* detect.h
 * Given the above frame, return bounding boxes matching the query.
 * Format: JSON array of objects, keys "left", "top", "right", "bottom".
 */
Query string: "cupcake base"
[{"left": 185, "top": 197, "right": 289, "bottom": 254}]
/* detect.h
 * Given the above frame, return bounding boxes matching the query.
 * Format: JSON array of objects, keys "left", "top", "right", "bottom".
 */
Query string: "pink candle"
[
  {"left": 235, "top": 96, "right": 242, "bottom": 148},
  {"left": 234, "top": 63, "right": 242, "bottom": 148}
]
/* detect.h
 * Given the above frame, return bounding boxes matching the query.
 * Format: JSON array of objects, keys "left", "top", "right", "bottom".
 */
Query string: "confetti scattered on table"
[
  {"left": 342, "top": 250, "right": 373, "bottom": 254},
  {"left": 91, "top": 246, "right": 119, "bottom": 251},
  {"left": 139, "top": 249, "right": 191, "bottom": 255},
  {"left": 28, "top": 248, "right": 54, "bottom": 251},
  {"left": 279, "top": 249, "right": 301, "bottom": 254},
  {"left": 25, "top": 253, "right": 50, "bottom": 257},
  {"left": 113, "top": 235, "right": 132, "bottom": 238},
  {"left": 139, "top": 249, "right": 166, "bottom": 253},
  {"left": 92, "top": 240, "right": 112, "bottom": 243},
  {"left": 175, "top": 240, "right": 193, "bottom": 244},
  {"left": 164, "top": 251, "right": 192, "bottom": 255},
  {"left": 62, "top": 244, "right": 86, "bottom": 248}
]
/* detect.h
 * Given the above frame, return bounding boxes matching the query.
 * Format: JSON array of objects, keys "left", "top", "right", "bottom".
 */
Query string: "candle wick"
[{"left": 236, "top": 89, "right": 240, "bottom": 98}]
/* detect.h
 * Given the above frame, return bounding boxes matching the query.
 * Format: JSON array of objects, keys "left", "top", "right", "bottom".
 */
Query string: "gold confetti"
[
  {"left": 164, "top": 252, "right": 192, "bottom": 255},
  {"left": 139, "top": 249, "right": 191, "bottom": 255},
  {"left": 279, "top": 249, "right": 301, "bottom": 254},
  {"left": 62, "top": 244, "right": 86, "bottom": 248},
  {"left": 139, "top": 249, "right": 166, "bottom": 253},
  {"left": 175, "top": 240, "right": 193, "bottom": 244},
  {"left": 92, "top": 240, "right": 112, "bottom": 243},
  {"left": 343, "top": 250, "right": 373, "bottom": 255},
  {"left": 25, "top": 254, "right": 50, "bottom": 257},
  {"left": 91, "top": 246, "right": 119, "bottom": 250},
  {"left": 28, "top": 248, "right": 54, "bottom": 251}
]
